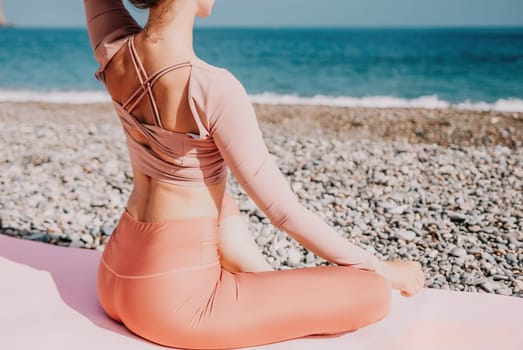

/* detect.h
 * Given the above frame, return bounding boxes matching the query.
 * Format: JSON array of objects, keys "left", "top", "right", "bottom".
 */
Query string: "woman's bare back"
[{"left": 103, "top": 31, "right": 226, "bottom": 223}]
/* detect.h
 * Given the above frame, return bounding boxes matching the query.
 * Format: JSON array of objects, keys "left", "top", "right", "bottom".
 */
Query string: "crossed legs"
[{"left": 102, "top": 191, "right": 392, "bottom": 349}]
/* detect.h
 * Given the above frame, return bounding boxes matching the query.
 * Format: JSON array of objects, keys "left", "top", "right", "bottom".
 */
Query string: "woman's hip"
[
  {"left": 101, "top": 208, "right": 221, "bottom": 276},
  {"left": 97, "top": 253, "right": 222, "bottom": 334},
  {"left": 96, "top": 209, "right": 223, "bottom": 323}
]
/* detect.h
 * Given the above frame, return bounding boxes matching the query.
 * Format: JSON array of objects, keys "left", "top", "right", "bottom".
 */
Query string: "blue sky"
[{"left": 3, "top": 0, "right": 523, "bottom": 28}]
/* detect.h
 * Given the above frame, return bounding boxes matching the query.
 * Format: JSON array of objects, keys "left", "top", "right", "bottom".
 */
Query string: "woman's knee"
[{"left": 368, "top": 272, "right": 392, "bottom": 322}]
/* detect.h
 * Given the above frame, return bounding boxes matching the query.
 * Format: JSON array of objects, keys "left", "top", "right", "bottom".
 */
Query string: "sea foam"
[
  {"left": 1, "top": 89, "right": 522, "bottom": 112},
  {"left": 0, "top": 90, "right": 111, "bottom": 104},
  {"left": 250, "top": 93, "right": 523, "bottom": 112}
]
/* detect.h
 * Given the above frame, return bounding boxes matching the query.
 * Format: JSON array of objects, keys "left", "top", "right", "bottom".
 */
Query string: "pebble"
[
  {"left": 101, "top": 224, "right": 115, "bottom": 236},
  {"left": 481, "top": 252, "right": 497, "bottom": 264},
  {"left": 80, "top": 233, "right": 94, "bottom": 244},
  {"left": 305, "top": 252, "right": 316, "bottom": 264},
  {"left": 447, "top": 211, "right": 468, "bottom": 223},
  {"left": 256, "top": 234, "right": 272, "bottom": 246},
  {"left": 69, "top": 239, "right": 84, "bottom": 249},
  {"left": 496, "top": 288, "right": 513, "bottom": 296},
  {"left": 453, "top": 258, "right": 465, "bottom": 267},
  {"left": 395, "top": 230, "right": 417, "bottom": 241},
  {"left": 346, "top": 198, "right": 357, "bottom": 210},
  {"left": 25, "top": 231, "right": 46, "bottom": 241},
  {"left": 479, "top": 281, "right": 496, "bottom": 293},
  {"left": 505, "top": 253, "right": 518, "bottom": 264},
  {"left": 239, "top": 197, "right": 257, "bottom": 212},
  {"left": 351, "top": 226, "right": 363, "bottom": 237},
  {"left": 450, "top": 247, "right": 467, "bottom": 258},
  {"left": 286, "top": 248, "right": 303, "bottom": 266},
  {"left": 467, "top": 225, "right": 481, "bottom": 233},
  {"left": 387, "top": 205, "right": 409, "bottom": 215},
  {"left": 480, "top": 226, "right": 497, "bottom": 234},
  {"left": 492, "top": 274, "right": 510, "bottom": 281}
]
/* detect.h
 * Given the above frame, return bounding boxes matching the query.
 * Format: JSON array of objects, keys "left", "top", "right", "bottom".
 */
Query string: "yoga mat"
[{"left": 1, "top": 233, "right": 522, "bottom": 350}]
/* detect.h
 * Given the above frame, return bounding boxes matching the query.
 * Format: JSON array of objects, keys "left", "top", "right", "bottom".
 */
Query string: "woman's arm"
[
  {"left": 206, "top": 70, "right": 381, "bottom": 272},
  {"left": 83, "top": 0, "right": 141, "bottom": 77}
]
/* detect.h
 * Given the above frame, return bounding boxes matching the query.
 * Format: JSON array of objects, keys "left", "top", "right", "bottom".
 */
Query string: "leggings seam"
[
  {"left": 115, "top": 275, "right": 122, "bottom": 321},
  {"left": 101, "top": 257, "right": 220, "bottom": 279}
]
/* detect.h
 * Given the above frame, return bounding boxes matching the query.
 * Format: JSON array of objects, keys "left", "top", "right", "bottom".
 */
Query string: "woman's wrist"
[{"left": 374, "top": 259, "right": 386, "bottom": 275}]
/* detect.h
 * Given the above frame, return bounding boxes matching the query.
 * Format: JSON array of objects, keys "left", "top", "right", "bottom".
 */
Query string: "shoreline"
[
  {"left": 0, "top": 101, "right": 522, "bottom": 298},
  {"left": 1, "top": 101, "right": 522, "bottom": 148}
]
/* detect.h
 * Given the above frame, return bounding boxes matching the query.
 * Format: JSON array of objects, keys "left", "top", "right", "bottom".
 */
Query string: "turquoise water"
[{"left": 0, "top": 27, "right": 522, "bottom": 110}]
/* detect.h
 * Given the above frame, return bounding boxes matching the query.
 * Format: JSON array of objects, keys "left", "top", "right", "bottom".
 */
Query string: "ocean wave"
[
  {"left": 0, "top": 89, "right": 111, "bottom": 104},
  {"left": 1, "top": 89, "right": 522, "bottom": 112},
  {"left": 250, "top": 93, "right": 523, "bottom": 112}
]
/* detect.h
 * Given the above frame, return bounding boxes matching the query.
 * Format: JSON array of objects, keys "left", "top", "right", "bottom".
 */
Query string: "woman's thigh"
[{"left": 135, "top": 264, "right": 392, "bottom": 349}]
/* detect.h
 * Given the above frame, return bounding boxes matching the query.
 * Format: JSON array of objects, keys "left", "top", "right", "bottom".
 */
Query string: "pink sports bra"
[
  {"left": 110, "top": 36, "right": 227, "bottom": 187},
  {"left": 84, "top": 0, "right": 382, "bottom": 272}
]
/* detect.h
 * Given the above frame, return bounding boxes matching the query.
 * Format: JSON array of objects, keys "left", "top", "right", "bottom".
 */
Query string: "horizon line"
[{"left": 4, "top": 24, "right": 523, "bottom": 30}]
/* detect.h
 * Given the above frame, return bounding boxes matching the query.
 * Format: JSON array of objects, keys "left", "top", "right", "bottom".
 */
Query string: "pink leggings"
[{"left": 97, "top": 193, "right": 391, "bottom": 349}]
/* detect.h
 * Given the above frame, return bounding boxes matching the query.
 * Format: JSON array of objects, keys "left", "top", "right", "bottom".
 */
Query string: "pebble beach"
[{"left": 0, "top": 101, "right": 521, "bottom": 298}]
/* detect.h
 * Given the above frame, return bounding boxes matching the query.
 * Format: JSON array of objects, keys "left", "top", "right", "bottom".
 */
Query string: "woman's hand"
[{"left": 375, "top": 259, "right": 425, "bottom": 297}]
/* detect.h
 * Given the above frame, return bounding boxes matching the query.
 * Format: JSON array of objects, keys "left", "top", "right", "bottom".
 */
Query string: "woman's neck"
[{"left": 145, "top": 1, "right": 195, "bottom": 51}]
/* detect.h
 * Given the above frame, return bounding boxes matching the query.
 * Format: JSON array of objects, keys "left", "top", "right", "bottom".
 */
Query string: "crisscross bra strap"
[
  {"left": 122, "top": 36, "right": 192, "bottom": 129},
  {"left": 125, "top": 35, "right": 163, "bottom": 127}
]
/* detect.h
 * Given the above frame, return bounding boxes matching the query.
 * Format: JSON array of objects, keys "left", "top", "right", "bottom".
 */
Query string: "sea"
[{"left": 0, "top": 26, "right": 522, "bottom": 111}]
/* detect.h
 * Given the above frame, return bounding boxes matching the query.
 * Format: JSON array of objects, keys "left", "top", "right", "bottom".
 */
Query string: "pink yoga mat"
[{"left": 1, "top": 233, "right": 522, "bottom": 350}]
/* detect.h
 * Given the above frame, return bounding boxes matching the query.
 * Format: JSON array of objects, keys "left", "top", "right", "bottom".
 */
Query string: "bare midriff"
[{"left": 125, "top": 172, "right": 226, "bottom": 222}]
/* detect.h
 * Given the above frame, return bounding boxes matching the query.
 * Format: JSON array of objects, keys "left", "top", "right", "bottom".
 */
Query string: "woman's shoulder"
[
  {"left": 190, "top": 58, "right": 246, "bottom": 99},
  {"left": 189, "top": 58, "right": 251, "bottom": 124},
  {"left": 191, "top": 58, "right": 237, "bottom": 83}
]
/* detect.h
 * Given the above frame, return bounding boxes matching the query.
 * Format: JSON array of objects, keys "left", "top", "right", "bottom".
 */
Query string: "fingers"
[{"left": 401, "top": 263, "right": 425, "bottom": 298}]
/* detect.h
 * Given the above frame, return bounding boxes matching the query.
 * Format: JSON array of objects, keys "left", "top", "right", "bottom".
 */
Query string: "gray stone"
[
  {"left": 69, "top": 239, "right": 84, "bottom": 249},
  {"left": 256, "top": 235, "right": 272, "bottom": 246},
  {"left": 286, "top": 248, "right": 303, "bottom": 266},
  {"left": 346, "top": 198, "right": 357, "bottom": 210},
  {"left": 513, "top": 280, "right": 523, "bottom": 291},
  {"left": 505, "top": 253, "right": 518, "bottom": 264},
  {"left": 480, "top": 226, "right": 497, "bottom": 234},
  {"left": 351, "top": 226, "right": 363, "bottom": 237},
  {"left": 449, "top": 247, "right": 467, "bottom": 258},
  {"left": 80, "top": 233, "right": 94, "bottom": 244},
  {"left": 467, "top": 225, "right": 481, "bottom": 233},
  {"left": 479, "top": 281, "right": 495, "bottom": 293},
  {"left": 101, "top": 224, "right": 115, "bottom": 235},
  {"left": 439, "top": 165, "right": 455, "bottom": 175},
  {"left": 239, "top": 198, "right": 257, "bottom": 212},
  {"left": 481, "top": 252, "right": 497, "bottom": 263},
  {"left": 447, "top": 211, "right": 467, "bottom": 223},
  {"left": 453, "top": 258, "right": 465, "bottom": 267},
  {"left": 387, "top": 205, "right": 409, "bottom": 215},
  {"left": 492, "top": 274, "right": 510, "bottom": 281},
  {"left": 496, "top": 288, "right": 513, "bottom": 296},
  {"left": 305, "top": 252, "right": 316, "bottom": 264},
  {"left": 25, "top": 231, "right": 46, "bottom": 241},
  {"left": 395, "top": 229, "right": 417, "bottom": 241}
]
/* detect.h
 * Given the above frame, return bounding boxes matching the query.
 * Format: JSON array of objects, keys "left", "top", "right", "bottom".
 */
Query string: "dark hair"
[{"left": 128, "top": 0, "right": 161, "bottom": 9}]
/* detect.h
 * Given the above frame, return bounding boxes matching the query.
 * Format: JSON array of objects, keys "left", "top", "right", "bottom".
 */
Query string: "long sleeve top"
[{"left": 83, "top": 0, "right": 381, "bottom": 272}]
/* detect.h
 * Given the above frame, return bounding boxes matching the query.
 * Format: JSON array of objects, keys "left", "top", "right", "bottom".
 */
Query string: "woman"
[{"left": 84, "top": 0, "right": 425, "bottom": 348}]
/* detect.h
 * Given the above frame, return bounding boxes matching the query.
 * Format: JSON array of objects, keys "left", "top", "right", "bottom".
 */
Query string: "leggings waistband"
[
  {"left": 100, "top": 258, "right": 220, "bottom": 279},
  {"left": 101, "top": 209, "right": 221, "bottom": 277}
]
